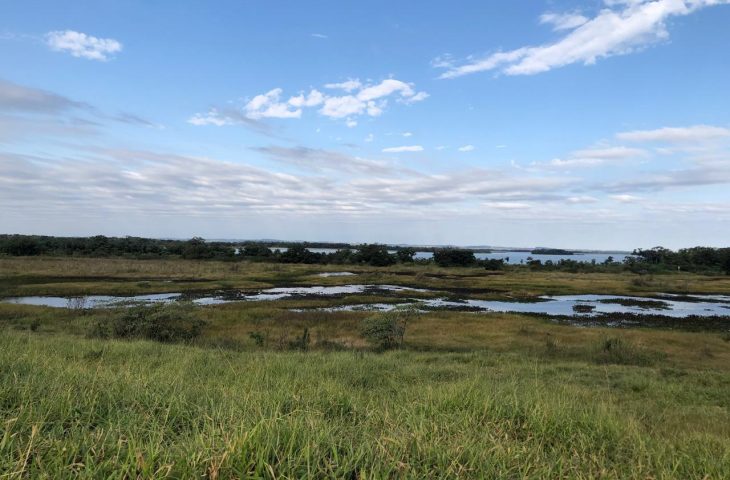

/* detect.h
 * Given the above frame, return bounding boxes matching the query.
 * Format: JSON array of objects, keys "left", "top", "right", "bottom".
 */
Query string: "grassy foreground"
[
  {"left": 1, "top": 330, "right": 729, "bottom": 478},
  {"left": 1, "top": 257, "right": 730, "bottom": 477}
]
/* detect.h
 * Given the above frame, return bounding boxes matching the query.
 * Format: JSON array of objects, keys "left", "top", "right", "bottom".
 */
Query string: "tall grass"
[{"left": 1, "top": 331, "right": 728, "bottom": 478}]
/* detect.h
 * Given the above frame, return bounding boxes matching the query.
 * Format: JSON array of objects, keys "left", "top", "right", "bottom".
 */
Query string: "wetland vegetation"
[{"left": 1, "top": 251, "right": 729, "bottom": 478}]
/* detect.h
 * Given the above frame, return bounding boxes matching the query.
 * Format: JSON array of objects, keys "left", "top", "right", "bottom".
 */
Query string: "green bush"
[
  {"left": 91, "top": 303, "right": 206, "bottom": 343},
  {"left": 360, "top": 306, "right": 419, "bottom": 350},
  {"left": 593, "top": 337, "right": 659, "bottom": 366}
]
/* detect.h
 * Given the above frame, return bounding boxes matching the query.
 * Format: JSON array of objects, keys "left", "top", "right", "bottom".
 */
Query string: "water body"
[
  {"left": 414, "top": 251, "right": 630, "bottom": 264},
  {"left": 2, "top": 285, "right": 426, "bottom": 309},
  {"left": 272, "top": 247, "right": 629, "bottom": 264},
  {"left": 3, "top": 288, "right": 728, "bottom": 319},
  {"left": 313, "top": 294, "right": 730, "bottom": 318}
]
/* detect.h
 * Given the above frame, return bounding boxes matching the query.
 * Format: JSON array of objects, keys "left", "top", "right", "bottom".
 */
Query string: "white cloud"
[
  {"left": 458, "top": 145, "right": 475, "bottom": 152},
  {"left": 538, "top": 145, "right": 648, "bottom": 168},
  {"left": 319, "top": 79, "right": 427, "bottom": 118},
  {"left": 192, "top": 78, "right": 427, "bottom": 126},
  {"left": 365, "top": 133, "right": 374, "bottom": 142},
  {"left": 610, "top": 194, "right": 642, "bottom": 202},
  {"left": 324, "top": 79, "right": 363, "bottom": 92},
  {"left": 346, "top": 118, "right": 357, "bottom": 128},
  {"left": 436, "top": 0, "right": 730, "bottom": 78},
  {"left": 187, "top": 110, "right": 233, "bottom": 126},
  {"left": 400, "top": 91, "right": 430, "bottom": 104},
  {"left": 311, "top": 33, "right": 328, "bottom": 39},
  {"left": 540, "top": 12, "right": 589, "bottom": 31},
  {"left": 357, "top": 79, "right": 414, "bottom": 101},
  {"left": 402, "top": 132, "right": 413, "bottom": 137},
  {"left": 382, "top": 145, "right": 424, "bottom": 153},
  {"left": 287, "top": 90, "right": 324, "bottom": 108},
  {"left": 245, "top": 88, "right": 302, "bottom": 119},
  {"left": 45, "top": 30, "right": 122, "bottom": 61},
  {"left": 567, "top": 195, "right": 599, "bottom": 204},
  {"left": 617, "top": 125, "right": 730, "bottom": 142}
]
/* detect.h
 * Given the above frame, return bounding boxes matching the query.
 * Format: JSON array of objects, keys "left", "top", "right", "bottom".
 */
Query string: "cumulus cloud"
[
  {"left": 45, "top": 30, "right": 122, "bottom": 61},
  {"left": 436, "top": 0, "right": 730, "bottom": 78},
  {"left": 382, "top": 145, "right": 424, "bottom": 153},
  {"left": 458, "top": 145, "right": 475, "bottom": 152},
  {"left": 245, "top": 88, "right": 302, "bottom": 119},
  {"left": 190, "top": 78, "right": 428, "bottom": 126}
]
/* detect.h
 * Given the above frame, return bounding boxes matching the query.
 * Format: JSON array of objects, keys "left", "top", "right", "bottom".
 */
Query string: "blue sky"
[{"left": 2, "top": 0, "right": 730, "bottom": 249}]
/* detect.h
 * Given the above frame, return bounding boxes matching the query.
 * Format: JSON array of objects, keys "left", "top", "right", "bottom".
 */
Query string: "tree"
[
  {"left": 433, "top": 248, "right": 476, "bottom": 267},
  {"left": 242, "top": 243, "right": 272, "bottom": 258},
  {"left": 396, "top": 247, "right": 416, "bottom": 263},
  {"left": 355, "top": 244, "right": 396, "bottom": 266},
  {"left": 182, "top": 237, "right": 212, "bottom": 259},
  {"left": 280, "top": 245, "right": 321, "bottom": 264},
  {"left": 0, "top": 236, "right": 40, "bottom": 256}
]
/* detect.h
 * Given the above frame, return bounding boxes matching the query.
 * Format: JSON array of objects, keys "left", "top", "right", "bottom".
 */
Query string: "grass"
[
  {"left": 1, "top": 257, "right": 730, "bottom": 477},
  {"left": 2, "top": 256, "right": 730, "bottom": 298},
  {"left": 1, "top": 330, "right": 729, "bottom": 478}
]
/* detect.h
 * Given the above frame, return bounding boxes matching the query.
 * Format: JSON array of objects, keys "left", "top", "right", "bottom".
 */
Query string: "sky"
[{"left": 2, "top": 0, "right": 730, "bottom": 250}]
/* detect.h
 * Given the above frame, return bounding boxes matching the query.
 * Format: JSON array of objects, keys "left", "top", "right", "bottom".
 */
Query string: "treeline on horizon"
[{"left": 1, "top": 234, "right": 729, "bottom": 274}]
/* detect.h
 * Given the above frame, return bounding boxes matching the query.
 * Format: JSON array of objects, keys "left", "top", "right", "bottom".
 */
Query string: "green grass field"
[{"left": 1, "top": 257, "right": 729, "bottom": 478}]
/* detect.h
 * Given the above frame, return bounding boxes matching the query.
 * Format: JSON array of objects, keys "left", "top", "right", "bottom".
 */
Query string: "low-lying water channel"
[{"left": 3, "top": 286, "right": 729, "bottom": 322}]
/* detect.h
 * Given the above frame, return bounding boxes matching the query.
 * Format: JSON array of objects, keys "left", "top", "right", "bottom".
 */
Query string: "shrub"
[
  {"left": 288, "top": 328, "right": 311, "bottom": 351},
  {"left": 249, "top": 330, "right": 267, "bottom": 347},
  {"left": 91, "top": 303, "right": 206, "bottom": 343},
  {"left": 360, "top": 306, "right": 419, "bottom": 350},
  {"left": 593, "top": 337, "right": 659, "bottom": 366}
]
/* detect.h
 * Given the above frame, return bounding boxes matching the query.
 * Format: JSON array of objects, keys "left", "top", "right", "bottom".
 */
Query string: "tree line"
[{"left": 1, "top": 235, "right": 728, "bottom": 273}]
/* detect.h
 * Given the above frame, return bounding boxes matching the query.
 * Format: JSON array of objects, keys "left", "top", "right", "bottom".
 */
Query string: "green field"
[{"left": 1, "top": 257, "right": 729, "bottom": 478}]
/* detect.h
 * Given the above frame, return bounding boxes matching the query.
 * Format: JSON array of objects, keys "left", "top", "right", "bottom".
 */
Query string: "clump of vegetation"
[
  {"left": 360, "top": 306, "right": 419, "bottom": 350},
  {"left": 593, "top": 337, "right": 659, "bottom": 366},
  {"left": 288, "top": 327, "right": 311, "bottom": 351},
  {"left": 572, "top": 304, "right": 595, "bottom": 313},
  {"left": 598, "top": 298, "right": 670, "bottom": 310},
  {"left": 433, "top": 248, "right": 477, "bottom": 267},
  {"left": 90, "top": 303, "right": 205, "bottom": 343},
  {"left": 249, "top": 330, "right": 268, "bottom": 347}
]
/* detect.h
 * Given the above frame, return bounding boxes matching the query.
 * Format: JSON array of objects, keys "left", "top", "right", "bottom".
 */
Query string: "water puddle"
[{"left": 317, "top": 272, "right": 356, "bottom": 277}]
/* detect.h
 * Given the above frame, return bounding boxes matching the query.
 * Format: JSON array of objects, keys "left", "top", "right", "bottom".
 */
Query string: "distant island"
[{"left": 530, "top": 248, "right": 575, "bottom": 255}]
